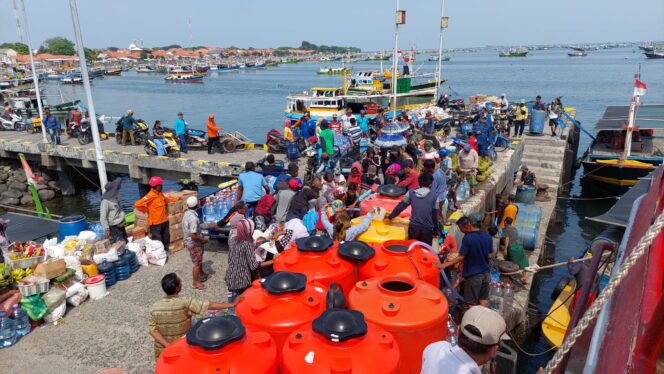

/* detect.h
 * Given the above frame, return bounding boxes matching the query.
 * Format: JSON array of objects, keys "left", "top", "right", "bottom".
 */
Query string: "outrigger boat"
[{"left": 581, "top": 78, "right": 663, "bottom": 190}]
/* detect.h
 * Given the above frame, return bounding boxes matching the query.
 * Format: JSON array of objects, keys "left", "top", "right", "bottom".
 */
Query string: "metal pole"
[
  {"left": 434, "top": 0, "right": 446, "bottom": 101},
  {"left": 68, "top": 0, "right": 108, "bottom": 191},
  {"left": 391, "top": 0, "right": 400, "bottom": 121},
  {"left": 19, "top": 0, "right": 47, "bottom": 144},
  {"left": 12, "top": 0, "right": 24, "bottom": 43}
]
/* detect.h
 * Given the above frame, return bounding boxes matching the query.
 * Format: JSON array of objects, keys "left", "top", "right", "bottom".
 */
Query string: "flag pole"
[
  {"left": 68, "top": 0, "right": 108, "bottom": 191},
  {"left": 391, "top": 0, "right": 403, "bottom": 122},
  {"left": 623, "top": 74, "right": 644, "bottom": 160},
  {"left": 434, "top": 0, "right": 446, "bottom": 101}
]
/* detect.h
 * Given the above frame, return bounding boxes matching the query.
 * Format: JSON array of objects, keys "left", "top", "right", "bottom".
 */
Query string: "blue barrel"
[
  {"left": 515, "top": 186, "right": 536, "bottom": 204},
  {"left": 515, "top": 203, "right": 542, "bottom": 228},
  {"left": 516, "top": 225, "right": 538, "bottom": 250},
  {"left": 529, "top": 110, "right": 546, "bottom": 134},
  {"left": 59, "top": 214, "right": 88, "bottom": 240}
]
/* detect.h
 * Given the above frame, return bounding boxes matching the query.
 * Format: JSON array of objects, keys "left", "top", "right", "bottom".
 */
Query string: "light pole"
[
  {"left": 68, "top": 0, "right": 108, "bottom": 191},
  {"left": 19, "top": 0, "right": 48, "bottom": 144},
  {"left": 434, "top": 0, "right": 448, "bottom": 101},
  {"left": 392, "top": 0, "right": 406, "bottom": 121}
]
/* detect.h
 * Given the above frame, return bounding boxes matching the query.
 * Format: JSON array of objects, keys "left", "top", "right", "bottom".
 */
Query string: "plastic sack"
[
  {"left": 127, "top": 242, "right": 148, "bottom": 267},
  {"left": 302, "top": 209, "right": 318, "bottom": 233},
  {"left": 1, "top": 291, "right": 21, "bottom": 314},
  {"left": 145, "top": 238, "right": 167, "bottom": 266},
  {"left": 42, "top": 287, "right": 66, "bottom": 313},
  {"left": 19, "top": 294, "right": 48, "bottom": 321},
  {"left": 63, "top": 255, "right": 83, "bottom": 281},
  {"left": 65, "top": 282, "right": 88, "bottom": 307},
  {"left": 93, "top": 250, "right": 119, "bottom": 264},
  {"left": 44, "top": 301, "right": 66, "bottom": 323},
  {"left": 77, "top": 230, "right": 97, "bottom": 242},
  {"left": 44, "top": 237, "right": 65, "bottom": 259}
]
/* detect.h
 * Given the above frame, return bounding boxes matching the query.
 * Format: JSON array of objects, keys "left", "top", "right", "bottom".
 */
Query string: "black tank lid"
[
  {"left": 338, "top": 241, "right": 375, "bottom": 262},
  {"left": 312, "top": 309, "right": 367, "bottom": 343},
  {"left": 261, "top": 271, "right": 307, "bottom": 295},
  {"left": 377, "top": 184, "right": 406, "bottom": 197},
  {"left": 186, "top": 315, "right": 245, "bottom": 351},
  {"left": 295, "top": 236, "right": 333, "bottom": 252}
]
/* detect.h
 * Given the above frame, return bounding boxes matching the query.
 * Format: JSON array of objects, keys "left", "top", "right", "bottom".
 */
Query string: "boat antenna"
[
  {"left": 11, "top": 0, "right": 24, "bottom": 43},
  {"left": 68, "top": 0, "right": 108, "bottom": 192},
  {"left": 19, "top": 0, "right": 48, "bottom": 144},
  {"left": 434, "top": 0, "right": 448, "bottom": 101},
  {"left": 392, "top": 0, "right": 405, "bottom": 121}
]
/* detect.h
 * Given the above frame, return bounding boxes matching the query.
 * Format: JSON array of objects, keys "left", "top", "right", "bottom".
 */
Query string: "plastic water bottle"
[
  {"left": 503, "top": 283, "right": 514, "bottom": 318},
  {"left": 12, "top": 304, "right": 30, "bottom": 337},
  {"left": 457, "top": 180, "right": 470, "bottom": 202},
  {"left": 488, "top": 282, "right": 503, "bottom": 314},
  {"left": 0, "top": 311, "right": 16, "bottom": 348},
  {"left": 446, "top": 318, "right": 458, "bottom": 346},
  {"left": 213, "top": 201, "right": 222, "bottom": 221}
]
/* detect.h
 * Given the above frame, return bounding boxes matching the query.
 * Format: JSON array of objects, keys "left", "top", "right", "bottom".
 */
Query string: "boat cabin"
[{"left": 285, "top": 87, "right": 344, "bottom": 118}]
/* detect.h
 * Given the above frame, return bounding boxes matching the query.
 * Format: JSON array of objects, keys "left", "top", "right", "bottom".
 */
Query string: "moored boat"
[
  {"left": 568, "top": 51, "right": 588, "bottom": 57},
  {"left": 317, "top": 67, "right": 351, "bottom": 75},
  {"left": 499, "top": 49, "right": 529, "bottom": 57},
  {"left": 644, "top": 51, "right": 664, "bottom": 59},
  {"left": 164, "top": 73, "right": 205, "bottom": 83}
]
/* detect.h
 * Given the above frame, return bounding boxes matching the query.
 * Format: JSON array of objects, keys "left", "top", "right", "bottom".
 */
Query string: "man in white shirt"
[
  {"left": 341, "top": 107, "right": 356, "bottom": 132},
  {"left": 421, "top": 306, "right": 507, "bottom": 374},
  {"left": 500, "top": 93, "right": 509, "bottom": 111}
]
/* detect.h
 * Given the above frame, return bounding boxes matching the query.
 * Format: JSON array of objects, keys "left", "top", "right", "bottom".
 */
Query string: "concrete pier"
[{"left": 0, "top": 130, "right": 268, "bottom": 186}]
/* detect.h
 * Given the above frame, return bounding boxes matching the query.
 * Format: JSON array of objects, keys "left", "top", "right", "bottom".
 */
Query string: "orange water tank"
[
  {"left": 280, "top": 309, "right": 400, "bottom": 374},
  {"left": 348, "top": 275, "right": 448, "bottom": 374},
  {"left": 235, "top": 271, "right": 327, "bottom": 350},
  {"left": 274, "top": 236, "right": 355, "bottom": 295},
  {"left": 156, "top": 315, "right": 278, "bottom": 374},
  {"left": 360, "top": 193, "right": 411, "bottom": 218},
  {"left": 359, "top": 240, "right": 440, "bottom": 288}
]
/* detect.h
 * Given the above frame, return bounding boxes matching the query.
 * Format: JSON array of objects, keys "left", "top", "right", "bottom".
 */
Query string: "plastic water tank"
[
  {"left": 59, "top": 214, "right": 88, "bottom": 240},
  {"left": 515, "top": 225, "right": 538, "bottom": 250},
  {"left": 348, "top": 275, "right": 448, "bottom": 374},
  {"left": 359, "top": 240, "right": 440, "bottom": 288},
  {"left": 360, "top": 193, "right": 411, "bottom": 219},
  {"left": 515, "top": 185, "right": 536, "bottom": 204},
  {"left": 273, "top": 236, "right": 355, "bottom": 296},
  {"left": 529, "top": 109, "right": 546, "bottom": 134},
  {"left": 156, "top": 315, "right": 278, "bottom": 374},
  {"left": 235, "top": 271, "right": 326, "bottom": 350},
  {"left": 352, "top": 216, "right": 408, "bottom": 244},
  {"left": 515, "top": 203, "right": 542, "bottom": 227},
  {"left": 280, "top": 309, "right": 400, "bottom": 374}
]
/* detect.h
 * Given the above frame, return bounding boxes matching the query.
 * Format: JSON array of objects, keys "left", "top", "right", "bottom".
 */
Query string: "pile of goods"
[
  {"left": 164, "top": 190, "right": 197, "bottom": 253},
  {"left": 476, "top": 156, "right": 494, "bottom": 183},
  {"left": 202, "top": 185, "right": 238, "bottom": 223},
  {"left": 409, "top": 104, "right": 451, "bottom": 120}
]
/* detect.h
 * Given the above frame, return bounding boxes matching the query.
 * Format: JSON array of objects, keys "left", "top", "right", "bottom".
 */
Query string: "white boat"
[{"left": 568, "top": 51, "right": 588, "bottom": 57}]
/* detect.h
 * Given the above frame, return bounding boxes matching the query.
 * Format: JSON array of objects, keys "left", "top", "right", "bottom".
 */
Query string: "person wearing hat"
[
  {"left": 206, "top": 114, "right": 222, "bottom": 154},
  {"left": 341, "top": 107, "right": 355, "bottom": 132},
  {"left": 458, "top": 143, "right": 479, "bottom": 195},
  {"left": 134, "top": 176, "right": 179, "bottom": 248},
  {"left": 423, "top": 111, "right": 435, "bottom": 136},
  {"left": 357, "top": 110, "right": 370, "bottom": 137},
  {"left": 183, "top": 196, "right": 209, "bottom": 289},
  {"left": 422, "top": 140, "right": 439, "bottom": 162},
  {"left": 43, "top": 108, "right": 62, "bottom": 145},
  {"left": 237, "top": 162, "right": 269, "bottom": 211},
  {"left": 272, "top": 162, "right": 302, "bottom": 192},
  {"left": 329, "top": 113, "right": 342, "bottom": 135},
  {"left": 100, "top": 178, "right": 127, "bottom": 242},
  {"left": 500, "top": 93, "right": 509, "bottom": 112},
  {"left": 174, "top": 112, "right": 188, "bottom": 153},
  {"left": 421, "top": 306, "right": 508, "bottom": 373},
  {"left": 513, "top": 100, "right": 528, "bottom": 138},
  {"left": 515, "top": 164, "right": 538, "bottom": 190},
  {"left": 360, "top": 164, "right": 380, "bottom": 194},
  {"left": 436, "top": 214, "right": 493, "bottom": 306}
]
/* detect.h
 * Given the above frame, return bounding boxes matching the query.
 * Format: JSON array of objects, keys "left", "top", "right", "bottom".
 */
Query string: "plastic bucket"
[
  {"left": 84, "top": 274, "right": 107, "bottom": 300},
  {"left": 59, "top": 214, "right": 88, "bottom": 240},
  {"left": 529, "top": 110, "right": 546, "bottom": 134},
  {"left": 515, "top": 186, "right": 536, "bottom": 204}
]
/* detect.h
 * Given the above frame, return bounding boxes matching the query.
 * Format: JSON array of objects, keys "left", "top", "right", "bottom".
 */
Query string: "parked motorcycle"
[
  {"left": 184, "top": 128, "right": 207, "bottom": 149},
  {"left": 144, "top": 132, "right": 181, "bottom": 158},
  {"left": 264, "top": 128, "right": 305, "bottom": 154},
  {"left": 0, "top": 113, "right": 26, "bottom": 131},
  {"left": 77, "top": 118, "right": 105, "bottom": 145},
  {"left": 115, "top": 119, "right": 150, "bottom": 145}
]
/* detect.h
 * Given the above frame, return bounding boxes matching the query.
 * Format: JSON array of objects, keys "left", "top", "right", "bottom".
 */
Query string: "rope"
[
  {"left": 499, "top": 255, "right": 606, "bottom": 276},
  {"left": 556, "top": 195, "right": 619, "bottom": 201},
  {"left": 63, "top": 158, "right": 100, "bottom": 189},
  {"left": 0, "top": 203, "right": 63, "bottom": 219},
  {"left": 545, "top": 209, "right": 664, "bottom": 373}
]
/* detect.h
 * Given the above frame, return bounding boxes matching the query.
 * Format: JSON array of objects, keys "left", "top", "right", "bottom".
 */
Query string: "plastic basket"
[
  {"left": 18, "top": 276, "right": 51, "bottom": 296},
  {"left": 6, "top": 255, "right": 45, "bottom": 270}
]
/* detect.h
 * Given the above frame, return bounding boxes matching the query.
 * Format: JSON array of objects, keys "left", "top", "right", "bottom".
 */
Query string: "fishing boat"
[
  {"left": 581, "top": 88, "right": 663, "bottom": 190},
  {"left": 365, "top": 52, "right": 391, "bottom": 61},
  {"left": 644, "top": 51, "right": 664, "bottom": 59},
  {"left": 499, "top": 49, "right": 528, "bottom": 57},
  {"left": 542, "top": 279, "right": 576, "bottom": 348},
  {"left": 568, "top": 51, "right": 588, "bottom": 57},
  {"left": 104, "top": 68, "right": 122, "bottom": 76},
  {"left": 317, "top": 67, "right": 351, "bottom": 75},
  {"left": 60, "top": 74, "right": 90, "bottom": 85},
  {"left": 164, "top": 73, "right": 205, "bottom": 83},
  {"left": 428, "top": 55, "right": 450, "bottom": 62},
  {"left": 285, "top": 87, "right": 345, "bottom": 119}
]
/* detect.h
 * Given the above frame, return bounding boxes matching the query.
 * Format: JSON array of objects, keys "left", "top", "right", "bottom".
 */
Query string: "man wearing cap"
[
  {"left": 421, "top": 306, "right": 508, "bottom": 373},
  {"left": 515, "top": 165, "right": 538, "bottom": 190},
  {"left": 183, "top": 196, "right": 209, "bottom": 290},
  {"left": 341, "top": 108, "right": 355, "bottom": 132},
  {"left": 513, "top": 100, "right": 528, "bottom": 138},
  {"left": 458, "top": 144, "right": 479, "bottom": 195},
  {"left": 329, "top": 114, "right": 342, "bottom": 135},
  {"left": 437, "top": 215, "right": 493, "bottom": 306},
  {"left": 134, "top": 176, "right": 179, "bottom": 248},
  {"left": 357, "top": 110, "right": 370, "bottom": 137},
  {"left": 500, "top": 94, "right": 509, "bottom": 112},
  {"left": 174, "top": 112, "right": 188, "bottom": 153},
  {"left": 237, "top": 162, "right": 269, "bottom": 210},
  {"left": 423, "top": 111, "right": 435, "bottom": 136}
]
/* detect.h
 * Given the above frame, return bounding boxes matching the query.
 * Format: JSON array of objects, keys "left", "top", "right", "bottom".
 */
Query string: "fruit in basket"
[{"left": 12, "top": 268, "right": 26, "bottom": 281}]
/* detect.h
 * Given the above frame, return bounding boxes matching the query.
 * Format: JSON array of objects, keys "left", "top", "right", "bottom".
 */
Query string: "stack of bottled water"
[
  {"left": 203, "top": 186, "right": 238, "bottom": 223},
  {"left": 502, "top": 283, "right": 514, "bottom": 318},
  {"left": 488, "top": 281, "right": 504, "bottom": 315},
  {"left": 0, "top": 304, "right": 30, "bottom": 349},
  {"left": 446, "top": 317, "right": 458, "bottom": 346}
]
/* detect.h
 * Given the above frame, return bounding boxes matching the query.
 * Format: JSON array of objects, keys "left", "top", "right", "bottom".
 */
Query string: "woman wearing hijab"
[
  {"left": 100, "top": 178, "right": 127, "bottom": 242},
  {"left": 225, "top": 219, "right": 276, "bottom": 302},
  {"left": 285, "top": 186, "right": 318, "bottom": 221},
  {"left": 206, "top": 114, "right": 222, "bottom": 154},
  {"left": 347, "top": 161, "right": 362, "bottom": 187}
]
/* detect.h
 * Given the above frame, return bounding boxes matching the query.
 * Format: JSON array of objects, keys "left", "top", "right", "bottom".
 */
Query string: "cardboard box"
[
  {"left": 169, "top": 223, "right": 184, "bottom": 241},
  {"left": 167, "top": 200, "right": 183, "bottom": 215},
  {"left": 94, "top": 239, "right": 110, "bottom": 254},
  {"left": 168, "top": 239, "right": 184, "bottom": 253},
  {"left": 131, "top": 227, "right": 146, "bottom": 240},
  {"left": 34, "top": 259, "right": 66, "bottom": 279},
  {"left": 168, "top": 213, "right": 183, "bottom": 225}
]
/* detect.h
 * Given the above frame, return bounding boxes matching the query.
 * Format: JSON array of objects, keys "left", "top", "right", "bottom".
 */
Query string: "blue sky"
[{"left": 1, "top": 0, "right": 663, "bottom": 50}]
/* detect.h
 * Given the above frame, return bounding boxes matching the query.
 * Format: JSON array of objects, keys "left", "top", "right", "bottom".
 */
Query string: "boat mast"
[
  {"left": 68, "top": 0, "right": 108, "bottom": 191},
  {"left": 434, "top": 0, "right": 447, "bottom": 101},
  {"left": 11, "top": 0, "right": 23, "bottom": 43},
  {"left": 392, "top": 0, "right": 404, "bottom": 120},
  {"left": 622, "top": 73, "right": 642, "bottom": 160},
  {"left": 19, "top": 0, "right": 47, "bottom": 144}
]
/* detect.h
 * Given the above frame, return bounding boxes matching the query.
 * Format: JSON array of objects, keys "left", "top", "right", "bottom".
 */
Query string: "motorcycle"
[
  {"left": 265, "top": 128, "right": 305, "bottom": 154},
  {"left": 115, "top": 118, "right": 150, "bottom": 145},
  {"left": 184, "top": 128, "right": 207, "bottom": 149},
  {"left": 77, "top": 118, "right": 105, "bottom": 145},
  {"left": 0, "top": 113, "right": 26, "bottom": 131},
  {"left": 144, "top": 132, "right": 181, "bottom": 158}
]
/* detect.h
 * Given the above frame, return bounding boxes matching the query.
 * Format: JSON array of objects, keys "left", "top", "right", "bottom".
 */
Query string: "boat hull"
[
  {"left": 542, "top": 280, "right": 576, "bottom": 348},
  {"left": 582, "top": 158, "right": 659, "bottom": 188}
]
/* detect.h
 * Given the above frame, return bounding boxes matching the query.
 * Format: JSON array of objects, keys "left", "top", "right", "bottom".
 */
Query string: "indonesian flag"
[{"left": 634, "top": 78, "right": 647, "bottom": 97}]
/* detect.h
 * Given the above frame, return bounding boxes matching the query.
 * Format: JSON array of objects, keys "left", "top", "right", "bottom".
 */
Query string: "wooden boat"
[
  {"left": 568, "top": 51, "right": 587, "bottom": 57},
  {"left": 644, "top": 51, "right": 664, "bottom": 59},
  {"left": 542, "top": 279, "right": 576, "bottom": 347},
  {"left": 164, "top": 73, "right": 205, "bottom": 83},
  {"left": 499, "top": 49, "right": 528, "bottom": 57},
  {"left": 104, "top": 69, "right": 122, "bottom": 76},
  {"left": 581, "top": 104, "right": 664, "bottom": 190},
  {"left": 428, "top": 55, "right": 451, "bottom": 62},
  {"left": 318, "top": 67, "right": 351, "bottom": 75}
]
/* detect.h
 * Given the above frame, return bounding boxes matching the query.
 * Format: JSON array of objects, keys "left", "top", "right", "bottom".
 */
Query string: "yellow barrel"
[{"left": 352, "top": 216, "right": 408, "bottom": 244}]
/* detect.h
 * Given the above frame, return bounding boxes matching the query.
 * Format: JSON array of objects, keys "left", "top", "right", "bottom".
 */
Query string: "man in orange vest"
[{"left": 135, "top": 176, "right": 179, "bottom": 248}]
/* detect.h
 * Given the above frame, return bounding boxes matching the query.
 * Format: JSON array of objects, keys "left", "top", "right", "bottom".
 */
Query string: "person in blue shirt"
[
  {"left": 43, "top": 109, "right": 62, "bottom": 145},
  {"left": 236, "top": 161, "right": 269, "bottom": 209},
  {"left": 272, "top": 162, "right": 303, "bottom": 191},
  {"left": 295, "top": 112, "right": 316, "bottom": 147},
  {"left": 120, "top": 109, "right": 138, "bottom": 146},
  {"left": 473, "top": 109, "right": 492, "bottom": 158},
  {"left": 422, "top": 111, "right": 435, "bottom": 136},
  {"left": 174, "top": 112, "right": 188, "bottom": 153},
  {"left": 436, "top": 214, "right": 493, "bottom": 306},
  {"left": 357, "top": 110, "right": 370, "bottom": 138}
]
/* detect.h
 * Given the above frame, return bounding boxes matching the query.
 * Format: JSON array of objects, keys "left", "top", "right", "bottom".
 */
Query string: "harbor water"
[{"left": 13, "top": 47, "right": 664, "bottom": 370}]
